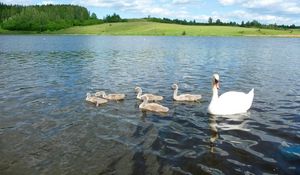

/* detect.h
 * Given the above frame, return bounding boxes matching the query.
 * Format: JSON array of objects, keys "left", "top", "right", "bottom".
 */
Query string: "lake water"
[{"left": 0, "top": 35, "right": 299, "bottom": 174}]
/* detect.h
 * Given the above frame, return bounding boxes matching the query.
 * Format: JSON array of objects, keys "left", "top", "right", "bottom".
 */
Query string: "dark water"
[{"left": 0, "top": 35, "right": 300, "bottom": 174}]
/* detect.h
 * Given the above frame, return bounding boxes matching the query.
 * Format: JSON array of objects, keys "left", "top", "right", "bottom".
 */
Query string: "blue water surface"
[{"left": 0, "top": 35, "right": 300, "bottom": 174}]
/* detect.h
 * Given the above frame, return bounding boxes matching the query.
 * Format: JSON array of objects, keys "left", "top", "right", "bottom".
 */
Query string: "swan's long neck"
[
  {"left": 137, "top": 89, "right": 142, "bottom": 99},
  {"left": 173, "top": 87, "right": 178, "bottom": 98},
  {"left": 211, "top": 86, "right": 219, "bottom": 102}
]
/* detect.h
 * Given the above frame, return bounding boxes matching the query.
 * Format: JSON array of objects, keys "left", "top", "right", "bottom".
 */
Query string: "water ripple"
[{"left": 1, "top": 36, "right": 300, "bottom": 174}]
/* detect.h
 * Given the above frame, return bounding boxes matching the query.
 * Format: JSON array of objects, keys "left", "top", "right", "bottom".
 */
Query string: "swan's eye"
[{"left": 215, "top": 79, "right": 219, "bottom": 83}]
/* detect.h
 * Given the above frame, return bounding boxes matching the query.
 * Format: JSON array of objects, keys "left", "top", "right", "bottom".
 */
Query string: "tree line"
[
  {"left": 0, "top": 3, "right": 128, "bottom": 31},
  {"left": 103, "top": 13, "right": 127, "bottom": 23},
  {"left": 146, "top": 16, "right": 299, "bottom": 30},
  {"left": 0, "top": 3, "right": 101, "bottom": 31}
]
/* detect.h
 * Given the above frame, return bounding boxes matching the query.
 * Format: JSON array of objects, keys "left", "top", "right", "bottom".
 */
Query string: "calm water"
[{"left": 0, "top": 35, "right": 300, "bottom": 174}]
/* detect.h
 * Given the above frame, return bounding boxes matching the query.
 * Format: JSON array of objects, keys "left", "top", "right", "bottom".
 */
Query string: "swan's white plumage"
[{"left": 208, "top": 74, "right": 254, "bottom": 115}]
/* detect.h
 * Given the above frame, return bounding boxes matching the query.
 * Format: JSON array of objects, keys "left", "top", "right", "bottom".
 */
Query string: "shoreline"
[{"left": 1, "top": 33, "right": 300, "bottom": 38}]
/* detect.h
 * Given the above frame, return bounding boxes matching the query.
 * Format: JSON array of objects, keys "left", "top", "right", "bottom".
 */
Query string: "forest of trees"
[
  {"left": 146, "top": 16, "right": 299, "bottom": 30},
  {"left": 0, "top": 3, "right": 102, "bottom": 31}
]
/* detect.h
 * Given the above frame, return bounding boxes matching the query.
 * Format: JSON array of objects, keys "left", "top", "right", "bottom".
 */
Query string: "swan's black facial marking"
[{"left": 215, "top": 79, "right": 219, "bottom": 84}]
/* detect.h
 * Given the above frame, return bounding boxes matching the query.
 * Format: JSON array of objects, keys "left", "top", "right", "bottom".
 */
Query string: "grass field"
[{"left": 1, "top": 21, "right": 300, "bottom": 37}]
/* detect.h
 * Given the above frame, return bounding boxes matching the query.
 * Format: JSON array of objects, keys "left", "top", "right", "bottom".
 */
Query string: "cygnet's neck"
[
  {"left": 86, "top": 94, "right": 91, "bottom": 100},
  {"left": 173, "top": 87, "right": 178, "bottom": 98},
  {"left": 139, "top": 98, "right": 148, "bottom": 108},
  {"left": 137, "top": 89, "right": 142, "bottom": 99},
  {"left": 102, "top": 92, "right": 107, "bottom": 98}
]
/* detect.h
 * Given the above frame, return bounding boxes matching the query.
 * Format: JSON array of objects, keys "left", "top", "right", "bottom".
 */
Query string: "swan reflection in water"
[{"left": 209, "top": 113, "right": 251, "bottom": 153}]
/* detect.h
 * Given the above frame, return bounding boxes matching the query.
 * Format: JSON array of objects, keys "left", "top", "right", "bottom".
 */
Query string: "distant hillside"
[
  {"left": 145, "top": 17, "right": 299, "bottom": 30},
  {"left": 48, "top": 21, "right": 300, "bottom": 37},
  {"left": 0, "top": 3, "right": 101, "bottom": 31},
  {"left": 1, "top": 21, "right": 300, "bottom": 37}
]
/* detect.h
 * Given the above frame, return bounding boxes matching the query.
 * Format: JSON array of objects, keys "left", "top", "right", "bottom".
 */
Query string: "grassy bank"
[
  {"left": 1, "top": 21, "right": 300, "bottom": 37},
  {"left": 0, "top": 27, "right": 38, "bottom": 34}
]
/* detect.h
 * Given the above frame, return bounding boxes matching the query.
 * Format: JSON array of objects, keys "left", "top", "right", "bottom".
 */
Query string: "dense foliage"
[
  {"left": 0, "top": 3, "right": 102, "bottom": 31},
  {"left": 103, "top": 13, "right": 127, "bottom": 23},
  {"left": 146, "top": 17, "right": 299, "bottom": 30}
]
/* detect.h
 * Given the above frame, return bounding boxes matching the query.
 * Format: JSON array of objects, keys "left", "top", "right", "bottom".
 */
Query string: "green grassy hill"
[{"left": 2, "top": 21, "right": 300, "bottom": 37}]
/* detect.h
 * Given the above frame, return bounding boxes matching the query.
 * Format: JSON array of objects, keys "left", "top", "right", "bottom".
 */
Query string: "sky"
[{"left": 2, "top": 0, "right": 300, "bottom": 25}]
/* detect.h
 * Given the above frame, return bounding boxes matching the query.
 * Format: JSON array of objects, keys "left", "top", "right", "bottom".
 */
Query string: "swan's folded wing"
[
  {"left": 145, "top": 103, "right": 169, "bottom": 112},
  {"left": 145, "top": 94, "right": 163, "bottom": 101},
  {"left": 218, "top": 91, "right": 253, "bottom": 111}
]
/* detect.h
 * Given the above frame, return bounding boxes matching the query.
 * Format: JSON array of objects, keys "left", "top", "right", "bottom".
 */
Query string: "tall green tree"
[
  {"left": 90, "top": 13, "right": 97, "bottom": 19},
  {"left": 208, "top": 17, "right": 213, "bottom": 24},
  {"left": 216, "top": 19, "right": 222, "bottom": 25}
]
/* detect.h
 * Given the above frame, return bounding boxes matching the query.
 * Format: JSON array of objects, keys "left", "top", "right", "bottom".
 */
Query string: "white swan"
[
  {"left": 208, "top": 74, "right": 254, "bottom": 115},
  {"left": 95, "top": 91, "right": 125, "bottom": 101},
  {"left": 139, "top": 95, "right": 169, "bottom": 113},
  {"left": 172, "top": 84, "right": 202, "bottom": 102},
  {"left": 135, "top": 87, "right": 163, "bottom": 101},
  {"left": 86, "top": 93, "right": 108, "bottom": 106}
]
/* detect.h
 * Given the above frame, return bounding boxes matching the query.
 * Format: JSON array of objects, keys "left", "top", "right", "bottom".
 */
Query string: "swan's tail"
[
  {"left": 248, "top": 88, "right": 254, "bottom": 97},
  {"left": 247, "top": 88, "right": 254, "bottom": 109}
]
